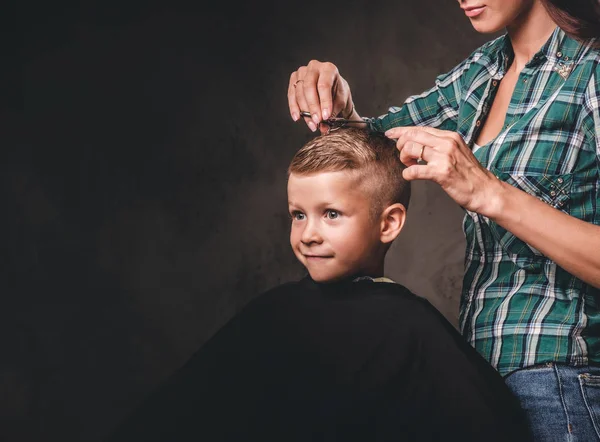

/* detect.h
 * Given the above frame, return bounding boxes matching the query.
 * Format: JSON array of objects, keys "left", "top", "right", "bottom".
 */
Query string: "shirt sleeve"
[
  {"left": 367, "top": 56, "right": 473, "bottom": 133},
  {"left": 583, "top": 61, "right": 600, "bottom": 165}
]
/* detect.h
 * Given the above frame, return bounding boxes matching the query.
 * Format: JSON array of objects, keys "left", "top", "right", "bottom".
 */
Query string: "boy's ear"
[{"left": 379, "top": 203, "right": 407, "bottom": 244}]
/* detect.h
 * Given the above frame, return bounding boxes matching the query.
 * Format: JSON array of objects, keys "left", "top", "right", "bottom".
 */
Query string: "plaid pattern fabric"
[{"left": 368, "top": 27, "right": 600, "bottom": 376}]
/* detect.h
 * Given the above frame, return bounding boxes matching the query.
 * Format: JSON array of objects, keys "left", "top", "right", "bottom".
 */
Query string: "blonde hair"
[{"left": 288, "top": 127, "right": 411, "bottom": 214}]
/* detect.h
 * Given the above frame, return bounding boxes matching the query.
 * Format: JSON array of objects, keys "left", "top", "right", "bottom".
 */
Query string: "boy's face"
[{"left": 287, "top": 170, "right": 384, "bottom": 283}]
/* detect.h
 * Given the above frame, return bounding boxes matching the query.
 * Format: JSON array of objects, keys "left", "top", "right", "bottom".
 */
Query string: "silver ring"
[{"left": 418, "top": 145, "right": 425, "bottom": 163}]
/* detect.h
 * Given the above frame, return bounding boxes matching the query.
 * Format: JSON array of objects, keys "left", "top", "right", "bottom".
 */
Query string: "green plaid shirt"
[{"left": 369, "top": 27, "right": 600, "bottom": 376}]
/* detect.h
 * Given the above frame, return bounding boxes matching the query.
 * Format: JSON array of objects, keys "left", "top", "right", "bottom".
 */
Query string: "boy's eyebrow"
[
  {"left": 317, "top": 202, "right": 340, "bottom": 208},
  {"left": 292, "top": 201, "right": 341, "bottom": 209}
]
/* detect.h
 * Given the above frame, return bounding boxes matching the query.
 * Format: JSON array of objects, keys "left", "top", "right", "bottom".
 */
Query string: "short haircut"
[{"left": 288, "top": 127, "right": 411, "bottom": 215}]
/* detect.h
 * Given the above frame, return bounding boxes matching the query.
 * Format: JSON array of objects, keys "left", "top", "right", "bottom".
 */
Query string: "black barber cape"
[{"left": 107, "top": 276, "right": 531, "bottom": 442}]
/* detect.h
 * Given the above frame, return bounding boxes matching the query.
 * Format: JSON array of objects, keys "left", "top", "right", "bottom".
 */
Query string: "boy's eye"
[
  {"left": 291, "top": 212, "right": 305, "bottom": 221},
  {"left": 326, "top": 210, "right": 339, "bottom": 220}
]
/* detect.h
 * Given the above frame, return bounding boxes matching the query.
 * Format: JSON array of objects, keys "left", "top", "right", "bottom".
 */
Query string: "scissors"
[{"left": 299, "top": 111, "right": 368, "bottom": 133}]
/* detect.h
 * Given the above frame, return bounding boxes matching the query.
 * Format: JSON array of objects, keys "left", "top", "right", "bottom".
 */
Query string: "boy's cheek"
[{"left": 289, "top": 226, "right": 299, "bottom": 242}]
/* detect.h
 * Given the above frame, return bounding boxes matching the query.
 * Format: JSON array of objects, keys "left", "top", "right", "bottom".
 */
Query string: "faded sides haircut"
[{"left": 288, "top": 127, "right": 411, "bottom": 215}]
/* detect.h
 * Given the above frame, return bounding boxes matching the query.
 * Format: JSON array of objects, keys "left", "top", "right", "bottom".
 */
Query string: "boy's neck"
[
  {"left": 314, "top": 266, "right": 387, "bottom": 285},
  {"left": 308, "top": 273, "right": 395, "bottom": 289},
  {"left": 350, "top": 255, "right": 387, "bottom": 281}
]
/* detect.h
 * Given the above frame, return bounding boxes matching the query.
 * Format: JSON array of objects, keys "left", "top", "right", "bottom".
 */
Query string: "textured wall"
[{"left": 2, "top": 1, "right": 494, "bottom": 441}]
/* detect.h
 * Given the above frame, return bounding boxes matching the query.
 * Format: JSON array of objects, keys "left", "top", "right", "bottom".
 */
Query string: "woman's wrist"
[
  {"left": 479, "top": 175, "right": 512, "bottom": 222},
  {"left": 341, "top": 102, "right": 356, "bottom": 120},
  {"left": 344, "top": 104, "right": 365, "bottom": 125}
]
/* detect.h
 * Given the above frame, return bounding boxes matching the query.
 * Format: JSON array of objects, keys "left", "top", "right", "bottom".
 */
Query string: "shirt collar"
[
  {"left": 532, "top": 26, "right": 581, "bottom": 66},
  {"left": 485, "top": 27, "right": 586, "bottom": 73},
  {"left": 353, "top": 276, "right": 396, "bottom": 284}
]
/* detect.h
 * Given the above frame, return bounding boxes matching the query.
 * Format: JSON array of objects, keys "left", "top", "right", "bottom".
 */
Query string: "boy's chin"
[
  {"left": 307, "top": 269, "right": 356, "bottom": 284},
  {"left": 307, "top": 271, "right": 346, "bottom": 284}
]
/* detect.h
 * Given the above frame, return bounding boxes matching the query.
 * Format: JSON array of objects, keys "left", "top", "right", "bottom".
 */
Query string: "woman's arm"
[
  {"left": 368, "top": 57, "right": 473, "bottom": 134},
  {"left": 385, "top": 125, "right": 600, "bottom": 288},
  {"left": 488, "top": 178, "right": 600, "bottom": 288},
  {"left": 287, "top": 52, "right": 478, "bottom": 134}
]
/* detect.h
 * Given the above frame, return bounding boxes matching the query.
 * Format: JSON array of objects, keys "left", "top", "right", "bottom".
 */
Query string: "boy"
[{"left": 107, "top": 128, "right": 530, "bottom": 441}]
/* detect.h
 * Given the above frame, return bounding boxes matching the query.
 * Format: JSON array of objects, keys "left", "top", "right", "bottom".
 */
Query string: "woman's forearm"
[{"left": 487, "top": 180, "right": 600, "bottom": 288}]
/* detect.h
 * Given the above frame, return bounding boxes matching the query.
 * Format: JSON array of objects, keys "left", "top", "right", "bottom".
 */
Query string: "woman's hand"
[
  {"left": 385, "top": 126, "right": 503, "bottom": 216},
  {"left": 385, "top": 125, "right": 600, "bottom": 288},
  {"left": 288, "top": 60, "right": 355, "bottom": 133}
]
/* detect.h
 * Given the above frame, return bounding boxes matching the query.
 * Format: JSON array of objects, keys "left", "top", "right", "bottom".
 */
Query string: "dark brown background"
[{"left": 2, "top": 1, "right": 493, "bottom": 441}]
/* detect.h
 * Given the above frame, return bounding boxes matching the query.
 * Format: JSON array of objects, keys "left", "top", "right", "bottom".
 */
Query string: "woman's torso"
[
  {"left": 457, "top": 28, "right": 600, "bottom": 376},
  {"left": 369, "top": 26, "right": 600, "bottom": 376}
]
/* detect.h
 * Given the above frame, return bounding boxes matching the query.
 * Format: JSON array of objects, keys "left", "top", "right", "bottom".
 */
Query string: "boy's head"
[{"left": 287, "top": 127, "right": 411, "bottom": 283}]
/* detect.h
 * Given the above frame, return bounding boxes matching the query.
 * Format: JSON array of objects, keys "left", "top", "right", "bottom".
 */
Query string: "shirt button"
[
  {"left": 564, "top": 56, "right": 570, "bottom": 61},
  {"left": 476, "top": 120, "right": 481, "bottom": 127},
  {"left": 558, "top": 201, "right": 565, "bottom": 207},
  {"left": 557, "top": 51, "right": 563, "bottom": 58},
  {"left": 550, "top": 190, "right": 556, "bottom": 197},
  {"left": 523, "top": 78, "right": 528, "bottom": 83},
  {"left": 557, "top": 177, "right": 564, "bottom": 184},
  {"left": 492, "top": 80, "right": 498, "bottom": 87}
]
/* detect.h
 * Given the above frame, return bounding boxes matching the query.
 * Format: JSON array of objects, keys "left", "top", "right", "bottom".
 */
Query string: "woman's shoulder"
[
  {"left": 584, "top": 43, "right": 600, "bottom": 78},
  {"left": 438, "top": 33, "right": 508, "bottom": 85},
  {"left": 471, "top": 33, "right": 509, "bottom": 58},
  {"left": 457, "top": 33, "right": 509, "bottom": 70},
  {"left": 577, "top": 42, "right": 600, "bottom": 107}
]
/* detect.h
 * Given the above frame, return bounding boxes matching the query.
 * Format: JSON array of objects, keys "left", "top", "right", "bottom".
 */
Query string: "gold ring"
[
  {"left": 293, "top": 79, "right": 304, "bottom": 88},
  {"left": 418, "top": 145, "right": 425, "bottom": 162}
]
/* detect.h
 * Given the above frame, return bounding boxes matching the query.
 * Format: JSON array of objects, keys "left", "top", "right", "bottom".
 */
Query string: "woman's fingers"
[
  {"left": 314, "top": 62, "right": 340, "bottom": 120},
  {"left": 399, "top": 141, "right": 429, "bottom": 166},
  {"left": 302, "top": 61, "right": 339, "bottom": 125},
  {"left": 402, "top": 164, "right": 435, "bottom": 181},
  {"left": 397, "top": 125, "right": 455, "bottom": 138},
  {"left": 386, "top": 126, "right": 497, "bottom": 212},
  {"left": 388, "top": 126, "right": 456, "bottom": 181},
  {"left": 387, "top": 126, "right": 464, "bottom": 154},
  {"left": 288, "top": 60, "right": 352, "bottom": 132},
  {"left": 387, "top": 127, "right": 452, "bottom": 152},
  {"left": 332, "top": 77, "right": 352, "bottom": 119},
  {"left": 300, "top": 67, "right": 323, "bottom": 128},
  {"left": 386, "top": 127, "right": 451, "bottom": 160},
  {"left": 288, "top": 71, "right": 301, "bottom": 121},
  {"left": 291, "top": 67, "right": 317, "bottom": 131}
]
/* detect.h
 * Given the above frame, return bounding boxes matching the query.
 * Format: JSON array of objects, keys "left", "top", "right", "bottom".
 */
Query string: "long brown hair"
[{"left": 541, "top": 0, "right": 600, "bottom": 41}]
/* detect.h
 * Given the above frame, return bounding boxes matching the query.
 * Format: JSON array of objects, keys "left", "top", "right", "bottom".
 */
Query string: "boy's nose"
[{"left": 301, "top": 221, "right": 323, "bottom": 245}]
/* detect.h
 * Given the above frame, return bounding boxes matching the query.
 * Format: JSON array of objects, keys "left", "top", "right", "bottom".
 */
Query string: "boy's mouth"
[{"left": 304, "top": 254, "right": 334, "bottom": 260}]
